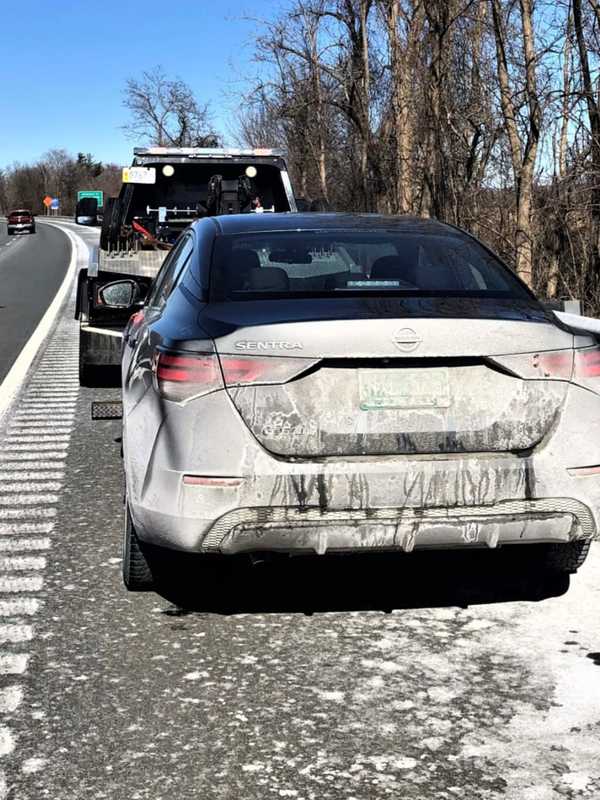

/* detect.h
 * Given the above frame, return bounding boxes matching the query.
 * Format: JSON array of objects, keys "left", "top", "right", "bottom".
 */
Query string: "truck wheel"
[
  {"left": 123, "top": 505, "right": 155, "bottom": 591},
  {"left": 541, "top": 540, "right": 591, "bottom": 574}
]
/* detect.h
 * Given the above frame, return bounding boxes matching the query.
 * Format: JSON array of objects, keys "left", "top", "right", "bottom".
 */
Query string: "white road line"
[
  {"left": 9, "top": 432, "right": 73, "bottom": 436},
  {"left": 0, "top": 225, "right": 81, "bottom": 426},
  {"left": 0, "top": 599, "right": 41, "bottom": 616},
  {"left": 0, "top": 454, "right": 68, "bottom": 463},
  {"left": 1, "top": 509, "right": 57, "bottom": 520},
  {"left": 30, "top": 370, "right": 79, "bottom": 376},
  {"left": 27, "top": 390, "right": 79, "bottom": 398},
  {"left": 21, "top": 404, "right": 77, "bottom": 411},
  {"left": 0, "top": 687, "right": 23, "bottom": 713},
  {"left": 0, "top": 523, "right": 54, "bottom": 535},
  {"left": 0, "top": 726, "right": 15, "bottom": 756},
  {"left": 11, "top": 418, "right": 73, "bottom": 425},
  {"left": 13, "top": 410, "right": 74, "bottom": 417},
  {"left": 3, "top": 444, "right": 68, "bottom": 452},
  {"left": 0, "top": 222, "right": 90, "bottom": 778},
  {"left": 5, "top": 436, "right": 70, "bottom": 444},
  {"left": 0, "top": 557, "right": 46, "bottom": 572},
  {"left": 0, "top": 495, "right": 59, "bottom": 506},
  {"left": 0, "top": 655, "right": 28, "bottom": 675},
  {"left": 0, "top": 483, "right": 62, "bottom": 493},
  {"left": 0, "top": 626, "right": 33, "bottom": 644},
  {"left": 8, "top": 426, "right": 73, "bottom": 433},
  {"left": 0, "top": 472, "right": 64, "bottom": 481},
  {"left": 0, "top": 540, "right": 50, "bottom": 552},
  {"left": 0, "top": 577, "right": 44, "bottom": 593}
]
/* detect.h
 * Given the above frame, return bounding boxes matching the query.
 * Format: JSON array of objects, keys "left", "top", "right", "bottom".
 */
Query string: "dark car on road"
[
  {"left": 97, "top": 212, "right": 599, "bottom": 591},
  {"left": 7, "top": 209, "right": 35, "bottom": 235}
]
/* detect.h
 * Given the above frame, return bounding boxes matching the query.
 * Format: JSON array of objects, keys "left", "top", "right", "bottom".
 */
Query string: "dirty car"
[{"left": 114, "top": 213, "right": 599, "bottom": 590}]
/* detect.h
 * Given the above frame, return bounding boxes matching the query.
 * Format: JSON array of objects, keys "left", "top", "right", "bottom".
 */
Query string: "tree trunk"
[
  {"left": 573, "top": 0, "right": 600, "bottom": 305},
  {"left": 490, "top": 0, "right": 540, "bottom": 287}
]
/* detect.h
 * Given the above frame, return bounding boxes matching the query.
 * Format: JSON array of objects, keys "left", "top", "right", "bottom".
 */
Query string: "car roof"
[
  {"left": 10, "top": 209, "right": 31, "bottom": 214},
  {"left": 203, "top": 212, "right": 461, "bottom": 237}
]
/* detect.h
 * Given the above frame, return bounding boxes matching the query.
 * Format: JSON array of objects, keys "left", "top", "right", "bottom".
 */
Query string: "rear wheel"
[
  {"left": 540, "top": 540, "right": 591, "bottom": 574},
  {"left": 123, "top": 505, "right": 155, "bottom": 591}
]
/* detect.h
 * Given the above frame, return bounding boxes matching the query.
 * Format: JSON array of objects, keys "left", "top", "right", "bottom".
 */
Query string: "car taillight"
[
  {"left": 489, "top": 350, "right": 574, "bottom": 380},
  {"left": 574, "top": 347, "right": 600, "bottom": 377},
  {"left": 219, "top": 356, "right": 318, "bottom": 387},
  {"left": 153, "top": 352, "right": 223, "bottom": 402},
  {"left": 490, "top": 346, "right": 600, "bottom": 390}
]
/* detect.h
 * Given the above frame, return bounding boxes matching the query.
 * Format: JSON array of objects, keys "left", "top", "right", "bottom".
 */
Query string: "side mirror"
[
  {"left": 98, "top": 280, "right": 143, "bottom": 308},
  {"left": 295, "top": 197, "right": 310, "bottom": 212}
]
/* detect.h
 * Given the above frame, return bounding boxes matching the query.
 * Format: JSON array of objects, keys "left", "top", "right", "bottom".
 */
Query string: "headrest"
[
  {"left": 234, "top": 249, "right": 261, "bottom": 272},
  {"left": 247, "top": 267, "right": 290, "bottom": 291},
  {"left": 370, "top": 256, "right": 407, "bottom": 280},
  {"left": 370, "top": 241, "right": 423, "bottom": 284},
  {"left": 224, "top": 249, "right": 261, "bottom": 290}
]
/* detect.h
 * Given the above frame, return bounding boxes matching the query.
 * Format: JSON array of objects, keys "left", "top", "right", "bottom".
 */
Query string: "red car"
[{"left": 7, "top": 209, "right": 35, "bottom": 235}]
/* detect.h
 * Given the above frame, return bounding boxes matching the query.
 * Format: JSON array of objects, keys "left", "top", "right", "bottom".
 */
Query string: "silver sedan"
[{"left": 105, "top": 213, "right": 599, "bottom": 591}]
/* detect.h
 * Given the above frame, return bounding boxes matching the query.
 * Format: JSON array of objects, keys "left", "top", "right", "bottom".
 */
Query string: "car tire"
[
  {"left": 541, "top": 540, "right": 591, "bottom": 574},
  {"left": 6, "top": 230, "right": 13, "bottom": 236},
  {"left": 123, "top": 505, "right": 155, "bottom": 591}
]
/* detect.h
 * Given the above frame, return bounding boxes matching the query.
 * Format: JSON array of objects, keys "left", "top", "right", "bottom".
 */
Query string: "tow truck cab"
[{"left": 76, "top": 147, "right": 297, "bottom": 386}]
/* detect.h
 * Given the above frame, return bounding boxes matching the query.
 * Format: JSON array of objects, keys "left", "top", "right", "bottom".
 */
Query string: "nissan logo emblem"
[{"left": 393, "top": 328, "right": 422, "bottom": 352}]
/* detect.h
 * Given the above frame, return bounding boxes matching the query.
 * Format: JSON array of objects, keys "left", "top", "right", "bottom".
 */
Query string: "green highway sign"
[{"left": 77, "top": 190, "right": 103, "bottom": 207}]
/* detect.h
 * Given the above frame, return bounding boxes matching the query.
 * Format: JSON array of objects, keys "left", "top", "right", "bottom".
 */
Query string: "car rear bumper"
[
  {"left": 132, "top": 466, "right": 598, "bottom": 555},
  {"left": 201, "top": 498, "right": 592, "bottom": 554},
  {"left": 126, "top": 381, "right": 600, "bottom": 555},
  {"left": 7, "top": 224, "right": 34, "bottom": 233}
]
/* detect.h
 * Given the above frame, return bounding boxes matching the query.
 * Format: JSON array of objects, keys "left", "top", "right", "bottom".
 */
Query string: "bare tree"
[
  {"left": 572, "top": 0, "right": 600, "bottom": 296},
  {"left": 377, "top": 0, "right": 424, "bottom": 213},
  {"left": 490, "top": 0, "right": 541, "bottom": 287},
  {"left": 122, "top": 66, "right": 218, "bottom": 147}
]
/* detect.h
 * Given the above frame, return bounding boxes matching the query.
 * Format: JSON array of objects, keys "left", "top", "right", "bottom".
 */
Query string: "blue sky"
[{"left": 0, "top": 0, "right": 283, "bottom": 169}]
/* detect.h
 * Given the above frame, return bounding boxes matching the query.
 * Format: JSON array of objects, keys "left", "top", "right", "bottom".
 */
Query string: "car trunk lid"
[{"left": 213, "top": 313, "right": 573, "bottom": 457}]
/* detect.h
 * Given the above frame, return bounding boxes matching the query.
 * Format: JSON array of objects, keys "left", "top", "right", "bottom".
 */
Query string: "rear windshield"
[
  {"left": 10, "top": 210, "right": 30, "bottom": 216},
  {"left": 210, "top": 230, "right": 532, "bottom": 302}
]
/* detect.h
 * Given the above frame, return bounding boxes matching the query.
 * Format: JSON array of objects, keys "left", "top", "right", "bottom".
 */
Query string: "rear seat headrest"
[
  {"left": 370, "top": 254, "right": 417, "bottom": 282},
  {"left": 234, "top": 249, "right": 261, "bottom": 272},
  {"left": 247, "top": 267, "right": 290, "bottom": 291},
  {"left": 225, "top": 249, "right": 261, "bottom": 289}
]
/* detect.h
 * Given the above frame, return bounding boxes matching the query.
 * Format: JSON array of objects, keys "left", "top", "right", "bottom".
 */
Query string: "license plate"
[{"left": 359, "top": 368, "right": 451, "bottom": 410}]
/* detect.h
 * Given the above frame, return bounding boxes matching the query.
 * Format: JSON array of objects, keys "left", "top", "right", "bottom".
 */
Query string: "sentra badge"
[{"left": 235, "top": 341, "right": 303, "bottom": 351}]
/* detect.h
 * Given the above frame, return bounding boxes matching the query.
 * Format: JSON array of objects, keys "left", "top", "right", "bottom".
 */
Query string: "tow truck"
[{"left": 75, "top": 147, "right": 298, "bottom": 385}]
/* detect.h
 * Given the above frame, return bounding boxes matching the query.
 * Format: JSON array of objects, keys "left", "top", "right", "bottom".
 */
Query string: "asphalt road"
[
  {"left": 0, "top": 223, "right": 598, "bottom": 800},
  {"left": 0, "top": 221, "right": 70, "bottom": 384}
]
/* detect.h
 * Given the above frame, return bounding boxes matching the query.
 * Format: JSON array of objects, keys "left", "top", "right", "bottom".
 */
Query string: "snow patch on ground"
[
  {"left": 21, "top": 757, "right": 46, "bottom": 774},
  {"left": 458, "top": 550, "right": 600, "bottom": 799}
]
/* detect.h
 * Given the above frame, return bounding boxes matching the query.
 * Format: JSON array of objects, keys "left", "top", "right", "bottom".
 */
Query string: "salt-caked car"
[{"left": 95, "top": 213, "right": 599, "bottom": 590}]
